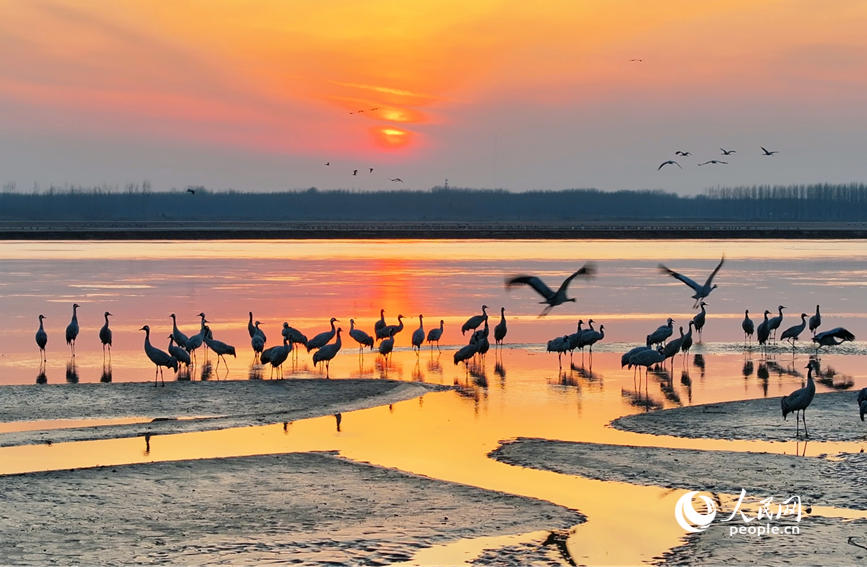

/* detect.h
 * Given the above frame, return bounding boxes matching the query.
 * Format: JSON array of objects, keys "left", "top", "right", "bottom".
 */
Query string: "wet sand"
[
  {"left": 0, "top": 379, "right": 445, "bottom": 447},
  {"left": 0, "top": 451, "right": 584, "bottom": 565},
  {"left": 612, "top": 390, "right": 867, "bottom": 443},
  {"left": 4, "top": 220, "right": 867, "bottom": 239}
]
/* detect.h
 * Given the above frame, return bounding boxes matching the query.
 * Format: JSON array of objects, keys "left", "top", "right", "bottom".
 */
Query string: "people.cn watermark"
[{"left": 675, "top": 489, "right": 802, "bottom": 537}]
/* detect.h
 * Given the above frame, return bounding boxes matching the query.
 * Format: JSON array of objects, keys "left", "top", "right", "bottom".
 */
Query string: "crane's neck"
[
  {"left": 335, "top": 330, "right": 342, "bottom": 347},
  {"left": 330, "top": 320, "right": 336, "bottom": 331},
  {"left": 71, "top": 306, "right": 78, "bottom": 322},
  {"left": 38, "top": 319, "right": 44, "bottom": 331},
  {"left": 350, "top": 320, "right": 356, "bottom": 331}
]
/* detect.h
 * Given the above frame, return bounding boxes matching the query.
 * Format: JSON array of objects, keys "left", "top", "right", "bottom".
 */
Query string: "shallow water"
[{"left": 1, "top": 239, "right": 867, "bottom": 565}]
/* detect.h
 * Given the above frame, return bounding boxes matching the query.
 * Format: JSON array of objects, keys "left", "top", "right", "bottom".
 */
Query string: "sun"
[{"left": 371, "top": 127, "right": 414, "bottom": 149}]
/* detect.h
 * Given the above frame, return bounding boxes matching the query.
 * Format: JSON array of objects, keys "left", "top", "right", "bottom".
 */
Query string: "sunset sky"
[{"left": 1, "top": 0, "right": 866, "bottom": 194}]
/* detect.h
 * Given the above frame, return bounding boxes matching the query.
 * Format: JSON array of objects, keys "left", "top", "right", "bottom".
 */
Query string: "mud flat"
[
  {"left": 612, "top": 390, "right": 867, "bottom": 443},
  {"left": 0, "top": 451, "right": 584, "bottom": 565},
  {"left": 0, "top": 379, "right": 445, "bottom": 447},
  {"left": 492, "top": 439, "right": 867, "bottom": 565}
]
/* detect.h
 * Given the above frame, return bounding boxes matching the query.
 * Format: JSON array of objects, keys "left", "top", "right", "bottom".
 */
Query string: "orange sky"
[{"left": 1, "top": 0, "right": 866, "bottom": 192}]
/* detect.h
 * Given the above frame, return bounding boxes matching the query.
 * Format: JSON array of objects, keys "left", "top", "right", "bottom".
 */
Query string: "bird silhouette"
[
  {"left": 692, "top": 302, "right": 708, "bottom": 341},
  {"left": 462, "top": 306, "right": 488, "bottom": 335},
  {"left": 99, "top": 311, "right": 113, "bottom": 362},
  {"left": 369, "top": 168, "right": 374, "bottom": 173},
  {"left": 698, "top": 160, "right": 728, "bottom": 166},
  {"left": 374, "top": 309, "right": 387, "bottom": 340},
  {"left": 308, "top": 318, "right": 339, "bottom": 352},
  {"left": 768, "top": 305, "right": 786, "bottom": 341},
  {"left": 140, "top": 325, "right": 178, "bottom": 387},
  {"left": 325, "top": 162, "right": 330, "bottom": 166},
  {"left": 186, "top": 188, "right": 196, "bottom": 195},
  {"left": 809, "top": 305, "right": 821, "bottom": 335},
  {"left": 167, "top": 335, "right": 191, "bottom": 367},
  {"left": 64, "top": 303, "right": 81, "bottom": 357},
  {"left": 35, "top": 314, "right": 48, "bottom": 363},
  {"left": 649, "top": 318, "right": 674, "bottom": 347},
  {"left": 427, "top": 320, "right": 444, "bottom": 351},
  {"left": 781, "top": 361, "right": 817, "bottom": 437},
  {"left": 203, "top": 326, "right": 237, "bottom": 371},
  {"left": 312, "top": 328, "right": 342, "bottom": 378},
  {"left": 494, "top": 307, "right": 507, "bottom": 347},
  {"left": 349, "top": 319, "right": 374, "bottom": 353},
  {"left": 411, "top": 315, "right": 425, "bottom": 353},
  {"left": 761, "top": 146, "right": 779, "bottom": 156},
  {"left": 675, "top": 151, "right": 692, "bottom": 156},
  {"left": 812, "top": 327, "right": 855, "bottom": 351},
  {"left": 352, "top": 170, "right": 358, "bottom": 176},
  {"left": 742, "top": 309, "right": 755, "bottom": 345},
  {"left": 505, "top": 263, "right": 596, "bottom": 317},
  {"left": 379, "top": 328, "right": 396, "bottom": 362},
  {"left": 170, "top": 314, "right": 189, "bottom": 349},
  {"left": 658, "top": 160, "right": 682, "bottom": 170},
  {"left": 658, "top": 255, "right": 725, "bottom": 308},
  {"left": 389, "top": 178, "right": 404, "bottom": 183},
  {"left": 780, "top": 313, "right": 808, "bottom": 351},
  {"left": 720, "top": 148, "right": 736, "bottom": 155}
]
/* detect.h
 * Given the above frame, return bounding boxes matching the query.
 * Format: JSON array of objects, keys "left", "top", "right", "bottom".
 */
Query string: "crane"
[
  {"left": 184, "top": 314, "right": 208, "bottom": 364},
  {"left": 505, "top": 263, "right": 597, "bottom": 317},
  {"left": 756, "top": 310, "right": 771, "bottom": 348},
  {"left": 461, "top": 305, "right": 488, "bottom": 335},
  {"left": 267, "top": 339, "right": 292, "bottom": 379},
  {"left": 170, "top": 314, "right": 189, "bottom": 349},
  {"left": 140, "top": 325, "right": 178, "bottom": 387},
  {"left": 809, "top": 305, "right": 821, "bottom": 335},
  {"left": 411, "top": 315, "right": 425, "bottom": 353},
  {"left": 307, "top": 318, "right": 339, "bottom": 352},
  {"left": 99, "top": 311, "right": 113, "bottom": 362},
  {"left": 546, "top": 335, "right": 571, "bottom": 368},
  {"left": 742, "top": 310, "right": 754, "bottom": 345},
  {"left": 167, "top": 335, "right": 191, "bottom": 367},
  {"left": 494, "top": 307, "right": 507, "bottom": 348},
  {"left": 65, "top": 303, "right": 80, "bottom": 356},
  {"left": 768, "top": 305, "right": 786, "bottom": 342},
  {"left": 692, "top": 302, "right": 708, "bottom": 341},
  {"left": 312, "top": 328, "right": 342, "bottom": 378},
  {"left": 780, "top": 313, "right": 808, "bottom": 351},
  {"left": 658, "top": 255, "right": 724, "bottom": 308},
  {"left": 374, "top": 309, "right": 387, "bottom": 340},
  {"left": 426, "top": 320, "right": 444, "bottom": 351},
  {"left": 812, "top": 327, "right": 855, "bottom": 351},
  {"left": 35, "top": 314, "right": 48, "bottom": 363},
  {"left": 649, "top": 318, "right": 674, "bottom": 347},
  {"left": 203, "top": 326, "right": 237, "bottom": 371},
  {"left": 380, "top": 315, "right": 405, "bottom": 341},
  {"left": 379, "top": 328, "right": 396, "bottom": 362},
  {"left": 349, "top": 319, "right": 375, "bottom": 354},
  {"left": 781, "top": 361, "right": 816, "bottom": 437}
]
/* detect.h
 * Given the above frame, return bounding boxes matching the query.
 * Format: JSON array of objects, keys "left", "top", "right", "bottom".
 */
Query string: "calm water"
[{"left": 1, "top": 239, "right": 867, "bottom": 565}]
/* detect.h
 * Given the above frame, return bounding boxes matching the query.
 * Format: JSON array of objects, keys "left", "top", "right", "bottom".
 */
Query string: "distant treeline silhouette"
[{"left": 2, "top": 181, "right": 867, "bottom": 221}]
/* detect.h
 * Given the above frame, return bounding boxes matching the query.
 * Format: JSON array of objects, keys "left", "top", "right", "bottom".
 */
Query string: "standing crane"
[
  {"left": 692, "top": 302, "right": 708, "bottom": 341},
  {"left": 411, "top": 315, "right": 425, "bottom": 353},
  {"left": 140, "top": 325, "right": 178, "bottom": 387},
  {"left": 65, "top": 303, "right": 80, "bottom": 357},
  {"left": 494, "top": 307, "right": 507, "bottom": 348},
  {"left": 380, "top": 315, "right": 405, "bottom": 341},
  {"left": 267, "top": 338, "right": 292, "bottom": 379},
  {"left": 680, "top": 321, "right": 695, "bottom": 359},
  {"left": 781, "top": 361, "right": 816, "bottom": 437},
  {"left": 203, "top": 326, "right": 237, "bottom": 371},
  {"left": 184, "top": 314, "right": 208, "bottom": 364},
  {"left": 461, "top": 306, "right": 488, "bottom": 335},
  {"left": 768, "top": 305, "right": 786, "bottom": 342},
  {"left": 307, "top": 318, "right": 339, "bottom": 353},
  {"left": 809, "top": 305, "right": 822, "bottom": 335},
  {"left": 99, "top": 311, "right": 113, "bottom": 362},
  {"left": 374, "top": 309, "right": 387, "bottom": 341},
  {"left": 312, "top": 328, "right": 342, "bottom": 378},
  {"left": 649, "top": 318, "right": 675, "bottom": 347},
  {"left": 505, "top": 263, "right": 597, "bottom": 317},
  {"left": 756, "top": 310, "right": 771, "bottom": 348},
  {"left": 379, "top": 328, "right": 396, "bottom": 362},
  {"left": 349, "top": 319, "right": 375, "bottom": 354},
  {"left": 742, "top": 310, "right": 754, "bottom": 345},
  {"left": 35, "top": 314, "right": 48, "bottom": 363},
  {"left": 170, "top": 314, "right": 189, "bottom": 349},
  {"left": 426, "top": 320, "right": 444, "bottom": 351},
  {"left": 779, "top": 313, "right": 808, "bottom": 352},
  {"left": 167, "top": 335, "right": 191, "bottom": 368}
]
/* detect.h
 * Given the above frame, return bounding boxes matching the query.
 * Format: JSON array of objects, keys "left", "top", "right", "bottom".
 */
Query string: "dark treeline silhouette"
[{"left": 2, "top": 181, "right": 867, "bottom": 221}]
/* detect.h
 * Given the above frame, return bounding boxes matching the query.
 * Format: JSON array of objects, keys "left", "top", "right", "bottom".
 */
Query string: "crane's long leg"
[
  {"left": 803, "top": 409, "right": 809, "bottom": 437},
  {"left": 160, "top": 367, "right": 165, "bottom": 387},
  {"left": 795, "top": 410, "right": 800, "bottom": 437},
  {"left": 154, "top": 365, "right": 159, "bottom": 387}
]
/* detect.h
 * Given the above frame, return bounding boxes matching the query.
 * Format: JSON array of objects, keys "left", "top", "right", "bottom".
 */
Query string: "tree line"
[{"left": 1, "top": 182, "right": 867, "bottom": 221}]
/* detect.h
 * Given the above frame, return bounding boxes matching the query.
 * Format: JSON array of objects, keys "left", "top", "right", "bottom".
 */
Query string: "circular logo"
[{"left": 674, "top": 491, "right": 717, "bottom": 533}]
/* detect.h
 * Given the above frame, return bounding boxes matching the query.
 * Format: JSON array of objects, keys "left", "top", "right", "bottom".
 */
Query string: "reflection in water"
[
  {"left": 680, "top": 370, "right": 692, "bottom": 403},
  {"left": 427, "top": 353, "right": 443, "bottom": 375},
  {"left": 334, "top": 413, "right": 342, "bottom": 433},
  {"left": 815, "top": 364, "right": 855, "bottom": 391},
  {"left": 100, "top": 364, "right": 113, "bottom": 383},
  {"left": 693, "top": 354, "right": 705, "bottom": 378},
  {"left": 143, "top": 433, "right": 151, "bottom": 456},
  {"left": 494, "top": 358, "right": 506, "bottom": 380},
  {"left": 65, "top": 359, "right": 79, "bottom": 384},
  {"left": 742, "top": 359, "right": 754, "bottom": 378},
  {"left": 200, "top": 362, "right": 213, "bottom": 381},
  {"left": 412, "top": 360, "right": 424, "bottom": 382},
  {"left": 248, "top": 364, "right": 263, "bottom": 381},
  {"left": 36, "top": 369, "right": 47, "bottom": 384}
]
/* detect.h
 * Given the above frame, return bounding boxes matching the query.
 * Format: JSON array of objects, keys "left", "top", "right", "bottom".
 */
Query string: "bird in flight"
[
  {"left": 370, "top": 107, "right": 379, "bottom": 111},
  {"left": 629, "top": 59, "right": 643, "bottom": 62},
  {"left": 658, "top": 160, "right": 682, "bottom": 170},
  {"left": 369, "top": 168, "right": 374, "bottom": 173},
  {"left": 658, "top": 255, "right": 725, "bottom": 308},
  {"left": 505, "top": 263, "right": 597, "bottom": 317},
  {"left": 357, "top": 110, "right": 364, "bottom": 113},
  {"left": 389, "top": 178, "right": 404, "bottom": 183},
  {"left": 721, "top": 148, "right": 736, "bottom": 156},
  {"left": 761, "top": 147, "right": 779, "bottom": 156},
  {"left": 325, "top": 162, "right": 330, "bottom": 166},
  {"left": 675, "top": 151, "right": 692, "bottom": 157},
  {"left": 352, "top": 170, "right": 358, "bottom": 176},
  {"left": 698, "top": 160, "right": 728, "bottom": 166},
  {"left": 186, "top": 188, "right": 196, "bottom": 195}
]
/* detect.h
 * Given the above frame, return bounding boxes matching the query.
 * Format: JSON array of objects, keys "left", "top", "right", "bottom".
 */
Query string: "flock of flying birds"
[{"left": 658, "top": 147, "right": 780, "bottom": 171}]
